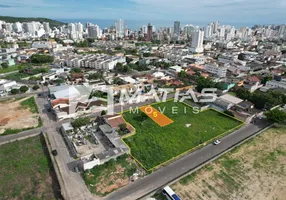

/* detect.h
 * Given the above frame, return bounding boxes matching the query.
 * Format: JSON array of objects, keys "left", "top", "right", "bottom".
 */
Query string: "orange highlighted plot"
[{"left": 140, "top": 106, "right": 174, "bottom": 127}]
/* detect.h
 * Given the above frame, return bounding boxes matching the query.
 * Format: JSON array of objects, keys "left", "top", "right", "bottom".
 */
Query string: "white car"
[{"left": 213, "top": 140, "right": 221, "bottom": 145}]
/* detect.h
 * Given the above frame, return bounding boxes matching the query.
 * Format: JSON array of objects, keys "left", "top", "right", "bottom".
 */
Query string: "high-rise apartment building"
[
  {"left": 147, "top": 23, "right": 153, "bottom": 41},
  {"left": 43, "top": 22, "right": 50, "bottom": 33},
  {"left": 116, "top": 19, "right": 124, "bottom": 38},
  {"left": 190, "top": 30, "right": 204, "bottom": 53},
  {"left": 174, "top": 21, "right": 180, "bottom": 36}
]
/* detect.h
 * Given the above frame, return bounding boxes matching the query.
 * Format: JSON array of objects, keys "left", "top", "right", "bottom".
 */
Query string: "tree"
[
  {"left": 88, "top": 73, "right": 101, "bottom": 80},
  {"left": 126, "top": 57, "right": 133, "bottom": 64},
  {"left": 196, "top": 76, "right": 216, "bottom": 93},
  {"left": 1, "top": 62, "right": 9, "bottom": 69},
  {"left": 19, "top": 86, "right": 29, "bottom": 93},
  {"left": 10, "top": 88, "right": 19, "bottom": 95},
  {"left": 261, "top": 76, "right": 273, "bottom": 85},
  {"left": 101, "top": 110, "right": 107, "bottom": 116},
  {"left": 71, "top": 117, "right": 90, "bottom": 128},
  {"left": 114, "top": 63, "right": 130, "bottom": 73},
  {"left": 238, "top": 53, "right": 245, "bottom": 61},
  {"left": 119, "top": 123, "right": 127, "bottom": 130},
  {"left": 30, "top": 54, "right": 54, "bottom": 64},
  {"left": 115, "top": 46, "right": 122, "bottom": 51},
  {"left": 178, "top": 70, "right": 187, "bottom": 78},
  {"left": 32, "top": 85, "right": 40, "bottom": 90},
  {"left": 70, "top": 67, "right": 82, "bottom": 74},
  {"left": 265, "top": 109, "right": 286, "bottom": 124},
  {"left": 234, "top": 87, "right": 251, "bottom": 100}
]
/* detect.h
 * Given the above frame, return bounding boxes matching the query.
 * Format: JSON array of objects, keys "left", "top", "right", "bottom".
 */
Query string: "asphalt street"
[{"left": 35, "top": 94, "right": 96, "bottom": 200}]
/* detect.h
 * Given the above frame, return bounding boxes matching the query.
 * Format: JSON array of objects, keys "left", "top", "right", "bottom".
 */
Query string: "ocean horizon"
[{"left": 57, "top": 18, "right": 257, "bottom": 30}]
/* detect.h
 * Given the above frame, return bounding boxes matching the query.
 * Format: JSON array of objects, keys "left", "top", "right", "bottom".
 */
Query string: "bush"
[
  {"left": 10, "top": 88, "right": 19, "bottom": 95},
  {"left": 70, "top": 67, "right": 82, "bottom": 74},
  {"left": 71, "top": 117, "right": 90, "bottom": 128},
  {"left": 32, "top": 85, "right": 40, "bottom": 90},
  {"left": 101, "top": 110, "right": 107, "bottom": 116},
  {"left": 1, "top": 62, "right": 9, "bottom": 69},
  {"left": 19, "top": 86, "right": 29, "bottom": 93},
  {"left": 119, "top": 123, "right": 127, "bottom": 130}
]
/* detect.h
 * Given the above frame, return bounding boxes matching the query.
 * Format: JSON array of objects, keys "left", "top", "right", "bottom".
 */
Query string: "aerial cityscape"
[{"left": 0, "top": 1, "right": 286, "bottom": 200}]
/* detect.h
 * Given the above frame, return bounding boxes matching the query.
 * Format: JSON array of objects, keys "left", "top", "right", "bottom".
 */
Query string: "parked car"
[
  {"left": 213, "top": 140, "right": 221, "bottom": 145},
  {"left": 52, "top": 149, "right": 58, "bottom": 156}
]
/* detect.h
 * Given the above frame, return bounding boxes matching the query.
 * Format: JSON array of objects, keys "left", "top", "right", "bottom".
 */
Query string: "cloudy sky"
[{"left": 0, "top": 0, "right": 285, "bottom": 24}]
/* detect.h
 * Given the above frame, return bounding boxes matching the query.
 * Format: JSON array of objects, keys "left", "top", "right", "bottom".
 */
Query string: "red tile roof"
[{"left": 51, "top": 98, "right": 69, "bottom": 107}]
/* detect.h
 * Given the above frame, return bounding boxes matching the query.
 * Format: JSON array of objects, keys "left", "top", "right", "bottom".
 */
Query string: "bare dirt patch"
[
  {"left": 0, "top": 97, "right": 39, "bottom": 134},
  {"left": 172, "top": 128, "right": 286, "bottom": 200}
]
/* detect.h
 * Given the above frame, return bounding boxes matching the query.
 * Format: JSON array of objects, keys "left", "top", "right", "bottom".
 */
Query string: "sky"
[{"left": 0, "top": 0, "right": 285, "bottom": 25}]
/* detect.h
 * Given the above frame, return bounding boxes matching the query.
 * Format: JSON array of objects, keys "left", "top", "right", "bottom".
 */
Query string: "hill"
[{"left": 0, "top": 16, "right": 65, "bottom": 27}]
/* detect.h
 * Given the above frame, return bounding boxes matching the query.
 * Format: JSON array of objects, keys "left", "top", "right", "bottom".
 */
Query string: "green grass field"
[
  {"left": 20, "top": 96, "right": 39, "bottom": 113},
  {"left": 0, "top": 136, "right": 62, "bottom": 200},
  {"left": 123, "top": 101, "right": 243, "bottom": 170}
]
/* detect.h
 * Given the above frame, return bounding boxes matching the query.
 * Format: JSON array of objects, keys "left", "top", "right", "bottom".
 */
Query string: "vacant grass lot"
[
  {"left": 172, "top": 128, "right": 286, "bottom": 200},
  {"left": 83, "top": 154, "right": 138, "bottom": 196},
  {"left": 123, "top": 101, "right": 243, "bottom": 170},
  {"left": 0, "top": 136, "right": 62, "bottom": 200},
  {"left": 0, "top": 65, "right": 19, "bottom": 74}
]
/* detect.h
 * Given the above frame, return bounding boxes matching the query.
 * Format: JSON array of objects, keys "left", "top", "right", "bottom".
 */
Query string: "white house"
[
  {"left": 80, "top": 154, "right": 101, "bottom": 171},
  {"left": 204, "top": 64, "right": 227, "bottom": 77},
  {"left": 169, "top": 66, "right": 183, "bottom": 73},
  {"left": 0, "top": 80, "right": 17, "bottom": 93}
]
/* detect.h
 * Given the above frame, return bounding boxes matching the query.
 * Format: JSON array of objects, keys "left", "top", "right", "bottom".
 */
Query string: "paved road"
[
  {"left": 0, "top": 127, "right": 43, "bottom": 145},
  {"left": 36, "top": 95, "right": 96, "bottom": 200},
  {"left": 105, "top": 119, "right": 272, "bottom": 200}
]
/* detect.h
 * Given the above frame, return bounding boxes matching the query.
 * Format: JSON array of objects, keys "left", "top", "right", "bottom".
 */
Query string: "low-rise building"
[
  {"left": 266, "top": 79, "right": 286, "bottom": 89},
  {"left": 204, "top": 63, "right": 228, "bottom": 77}
]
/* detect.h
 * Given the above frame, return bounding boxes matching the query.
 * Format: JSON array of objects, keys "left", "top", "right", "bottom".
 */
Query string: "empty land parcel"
[
  {"left": 0, "top": 135, "right": 62, "bottom": 200},
  {"left": 172, "top": 128, "right": 286, "bottom": 200},
  {"left": 0, "top": 96, "right": 41, "bottom": 135},
  {"left": 122, "top": 101, "right": 243, "bottom": 170}
]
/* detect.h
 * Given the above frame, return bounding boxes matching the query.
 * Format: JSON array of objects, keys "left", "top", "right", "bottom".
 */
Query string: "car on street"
[
  {"left": 52, "top": 149, "right": 58, "bottom": 156},
  {"left": 213, "top": 140, "right": 221, "bottom": 145}
]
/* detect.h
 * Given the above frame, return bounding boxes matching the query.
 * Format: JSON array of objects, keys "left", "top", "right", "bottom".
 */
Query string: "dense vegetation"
[
  {"left": 71, "top": 117, "right": 90, "bottom": 128},
  {"left": 0, "top": 64, "right": 25, "bottom": 74},
  {"left": 114, "top": 62, "right": 149, "bottom": 73},
  {"left": 0, "top": 16, "right": 65, "bottom": 27},
  {"left": 123, "top": 101, "right": 242, "bottom": 170},
  {"left": 234, "top": 88, "right": 286, "bottom": 109},
  {"left": 4, "top": 66, "right": 49, "bottom": 80},
  {"left": 31, "top": 54, "right": 54, "bottom": 64},
  {"left": 265, "top": 109, "right": 286, "bottom": 124},
  {"left": 0, "top": 41, "right": 30, "bottom": 48}
]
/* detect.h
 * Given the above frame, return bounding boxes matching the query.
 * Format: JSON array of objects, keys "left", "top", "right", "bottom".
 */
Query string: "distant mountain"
[{"left": 0, "top": 16, "right": 65, "bottom": 27}]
